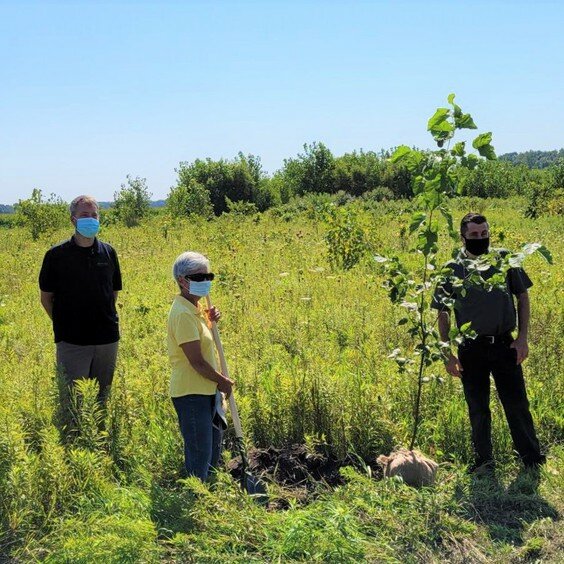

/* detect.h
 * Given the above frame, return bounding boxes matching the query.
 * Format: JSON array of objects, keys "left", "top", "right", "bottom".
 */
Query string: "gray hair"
[
  {"left": 70, "top": 195, "right": 99, "bottom": 216},
  {"left": 173, "top": 251, "right": 210, "bottom": 282}
]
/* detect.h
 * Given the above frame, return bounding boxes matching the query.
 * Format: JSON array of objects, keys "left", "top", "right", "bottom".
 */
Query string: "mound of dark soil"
[{"left": 227, "top": 443, "right": 374, "bottom": 494}]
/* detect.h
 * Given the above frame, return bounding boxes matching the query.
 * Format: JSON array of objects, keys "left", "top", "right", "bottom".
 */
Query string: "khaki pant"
[{"left": 56, "top": 341, "right": 119, "bottom": 404}]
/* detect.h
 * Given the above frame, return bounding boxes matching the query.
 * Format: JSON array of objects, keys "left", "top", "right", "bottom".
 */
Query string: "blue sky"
[{"left": 1, "top": 0, "right": 563, "bottom": 204}]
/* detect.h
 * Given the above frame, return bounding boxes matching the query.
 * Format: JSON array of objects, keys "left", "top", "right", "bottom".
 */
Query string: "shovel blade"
[{"left": 242, "top": 471, "right": 268, "bottom": 504}]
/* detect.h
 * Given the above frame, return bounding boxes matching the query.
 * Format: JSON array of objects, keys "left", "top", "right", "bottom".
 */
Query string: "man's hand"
[
  {"left": 217, "top": 375, "right": 234, "bottom": 397},
  {"left": 510, "top": 336, "right": 529, "bottom": 364},
  {"left": 206, "top": 306, "right": 221, "bottom": 323},
  {"left": 444, "top": 352, "right": 463, "bottom": 378}
]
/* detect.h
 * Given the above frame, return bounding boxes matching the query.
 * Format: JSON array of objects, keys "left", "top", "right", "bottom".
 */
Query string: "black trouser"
[{"left": 458, "top": 336, "right": 542, "bottom": 466}]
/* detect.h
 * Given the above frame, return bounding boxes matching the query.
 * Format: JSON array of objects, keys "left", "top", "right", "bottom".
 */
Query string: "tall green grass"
[{"left": 0, "top": 198, "right": 562, "bottom": 561}]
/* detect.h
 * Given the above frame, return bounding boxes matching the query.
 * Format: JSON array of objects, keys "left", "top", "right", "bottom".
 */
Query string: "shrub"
[
  {"left": 281, "top": 142, "right": 336, "bottom": 196},
  {"left": 167, "top": 179, "right": 213, "bottom": 219},
  {"left": 361, "top": 186, "right": 395, "bottom": 203},
  {"left": 462, "top": 160, "right": 530, "bottom": 198},
  {"left": 14, "top": 189, "right": 68, "bottom": 240},
  {"left": 325, "top": 205, "right": 369, "bottom": 270},
  {"left": 225, "top": 198, "right": 258, "bottom": 216},
  {"left": 113, "top": 176, "right": 151, "bottom": 227},
  {"left": 173, "top": 153, "right": 263, "bottom": 215},
  {"left": 334, "top": 150, "right": 386, "bottom": 196},
  {"left": 550, "top": 158, "right": 564, "bottom": 189}
]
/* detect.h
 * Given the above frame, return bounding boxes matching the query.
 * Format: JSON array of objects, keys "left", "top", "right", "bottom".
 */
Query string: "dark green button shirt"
[{"left": 432, "top": 249, "right": 532, "bottom": 336}]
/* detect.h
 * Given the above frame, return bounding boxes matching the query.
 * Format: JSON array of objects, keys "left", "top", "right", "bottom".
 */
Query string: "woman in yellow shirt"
[{"left": 167, "top": 251, "right": 234, "bottom": 480}]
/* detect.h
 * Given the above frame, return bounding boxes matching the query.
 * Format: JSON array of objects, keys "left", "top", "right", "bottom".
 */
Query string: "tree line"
[
  {"left": 499, "top": 149, "right": 564, "bottom": 169},
  {"left": 165, "top": 143, "right": 563, "bottom": 219},
  {"left": 7, "top": 144, "right": 564, "bottom": 238}
]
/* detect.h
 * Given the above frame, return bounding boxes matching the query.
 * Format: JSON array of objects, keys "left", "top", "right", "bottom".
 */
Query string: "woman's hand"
[
  {"left": 217, "top": 375, "right": 234, "bottom": 397},
  {"left": 206, "top": 306, "right": 221, "bottom": 323}
]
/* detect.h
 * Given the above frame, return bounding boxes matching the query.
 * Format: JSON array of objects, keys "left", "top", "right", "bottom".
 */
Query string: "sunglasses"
[{"left": 185, "top": 273, "right": 215, "bottom": 282}]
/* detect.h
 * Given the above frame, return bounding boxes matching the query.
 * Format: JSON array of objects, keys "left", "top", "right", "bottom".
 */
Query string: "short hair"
[
  {"left": 70, "top": 195, "right": 99, "bottom": 216},
  {"left": 460, "top": 212, "right": 488, "bottom": 235},
  {"left": 173, "top": 251, "right": 210, "bottom": 282}
]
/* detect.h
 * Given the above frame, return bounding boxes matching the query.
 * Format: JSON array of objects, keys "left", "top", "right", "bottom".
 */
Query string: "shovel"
[{"left": 205, "top": 296, "right": 268, "bottom": 502}]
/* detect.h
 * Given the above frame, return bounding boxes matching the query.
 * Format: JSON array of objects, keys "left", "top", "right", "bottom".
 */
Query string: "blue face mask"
[
  {"left": 75, "top": 217, "right": 100, "bottom": 238},
  {"left": 188, "top": 280, "right": 212, "bottom": 297}
]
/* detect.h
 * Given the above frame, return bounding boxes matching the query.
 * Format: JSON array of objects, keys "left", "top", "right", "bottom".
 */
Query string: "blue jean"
[{"left": 171, "top": 393, "right": 225, "bottom": 481}]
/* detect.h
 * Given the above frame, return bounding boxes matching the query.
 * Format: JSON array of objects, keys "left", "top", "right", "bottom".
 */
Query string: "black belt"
[{"left": 471, "top": 333, "right": 512, "bottom": 345}]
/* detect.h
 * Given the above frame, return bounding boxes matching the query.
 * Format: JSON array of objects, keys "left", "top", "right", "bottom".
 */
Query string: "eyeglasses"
[{"left": 185, "top": 273, "right": 215, "bottom": 282}]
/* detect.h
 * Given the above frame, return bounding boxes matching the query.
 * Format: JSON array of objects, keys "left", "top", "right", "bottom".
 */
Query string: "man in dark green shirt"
[{"left": 432, "top": 213, "right": 545, "bottom": 472}]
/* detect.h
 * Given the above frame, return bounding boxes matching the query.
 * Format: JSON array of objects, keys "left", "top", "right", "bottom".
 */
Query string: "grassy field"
[{"left": 0, "top": 197, "right": 562, "bottom": 562}]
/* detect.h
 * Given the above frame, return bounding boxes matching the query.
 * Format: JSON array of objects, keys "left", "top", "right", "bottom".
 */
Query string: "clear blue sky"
[{"left": 1, "top": 0, "right": 563, "bottom": 204}]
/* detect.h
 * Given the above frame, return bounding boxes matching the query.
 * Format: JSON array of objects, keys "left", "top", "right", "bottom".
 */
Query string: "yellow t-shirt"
[{"left": 167, "top": 295, "right": 218, "bottom": 397}]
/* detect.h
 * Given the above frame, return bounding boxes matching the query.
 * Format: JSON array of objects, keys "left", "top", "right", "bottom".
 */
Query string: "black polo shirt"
[
  {"left": 432, "top": 249, "right": 532, "bottom": 336},
  {"left": 39, "top": 237, "right": 122, "bottom": 345}
]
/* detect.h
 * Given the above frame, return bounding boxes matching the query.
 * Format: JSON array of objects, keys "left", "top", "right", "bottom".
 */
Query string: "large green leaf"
[
  {"left": 409, "top": 211, "right": 427, "bottom": 234},
  {"left": 392, "top": 146, "right": 424, "bottom": 173},
  {"left": 477, "top": 143, "right": 496, "bottom": 160},
  {"left": 416, "top": 225, "right": 438, "bottom": 255},
  {"left": 427, "top": 108, "right": 453, "bottom": 132},
  {"left": 439, "top": 206, "right": 457, "bottom": 239},
  {"left": 391, "top": 145, "right": 412, "bottom": 163},
  {"left": 521, "top": 242, "right": 553, "bottom": 264},
  {"left": 451, "top": 141, "right": 466, "bottom": 157},
  {"left": 455, "top": 113, "right": 477, "bottom": 129},
  {"left": 462, "top": 154, "right": 480, "bottom": 170},
  {"left": 472, "top": 132, "right": 492, "bottom": 149}
]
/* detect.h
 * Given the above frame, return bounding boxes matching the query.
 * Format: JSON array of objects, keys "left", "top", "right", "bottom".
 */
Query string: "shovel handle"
[{"left": 205, "top": 295, "right": 244, "bottom": 439}]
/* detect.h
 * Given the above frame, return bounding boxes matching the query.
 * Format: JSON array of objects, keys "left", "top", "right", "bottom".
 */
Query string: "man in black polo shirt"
[
  {"left": 39, "top": 195, "right": 122, "bottom": 407},
  {"left": 433, "top": 212, "right": 545, "bottom": 472}
]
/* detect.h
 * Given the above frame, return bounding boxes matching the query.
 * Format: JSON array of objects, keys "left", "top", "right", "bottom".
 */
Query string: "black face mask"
[{"left": 464, "top": 237, "right": 490, "bottom": 256}]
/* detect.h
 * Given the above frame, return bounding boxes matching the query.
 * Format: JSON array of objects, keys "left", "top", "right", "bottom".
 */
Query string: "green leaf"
[
  {"left": 447, "top": 93, "right": 456, "bottom": 105},
  {"left": 451, "top": 141, "right": 466, "bottom": 157},
  {"left": 428, "top": 108, "right": 453, "bottom": 133},
  {"left": 535, "top": 245, "right": 553, "bottom": 264},
  {"left": 455, "top": 113, "right": 477, "bottom": 129},
  {"left": 462, "top": 154, "right": 479, "bottom": 170},
  {"left": 439, "top": 206, "right": 457, "bottom": 239},
  {"left": 409, "top": 211, "right": 427, "bottom": 234},
  {"left": 392, "top": 146, "right": 424, "bottom": 173},
  {"left": 472, "top": 132, "right": 492, "bottom": 149},
  {"left": 391, "top": 145, "right": 412, "bottom": 163},
  {"left": 521, "top": 243, "right": 553, "bottom": 264},
  {"left": 416, "top": 226, "right": 438, "bottom": 255},
  {"left": 460, "top": 321, "right": 473, "bottom": 334},
  {"left": 478, "top": 143, "right": 496, "bottom": 160},
  {"left": 472, "top": 132, "right": 496, "bottom": 158}
]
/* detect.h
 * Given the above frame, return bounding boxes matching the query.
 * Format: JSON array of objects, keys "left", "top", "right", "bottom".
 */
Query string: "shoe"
[
  {"left": 468, "top": 459, "right": 495, "bottom": 476},
  {"left": 523, "top": 454, "right": 546, "bottom": 469}
]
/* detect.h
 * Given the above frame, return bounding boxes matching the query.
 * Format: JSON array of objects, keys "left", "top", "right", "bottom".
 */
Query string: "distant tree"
[
  {"left": 167, "top": 179, "right": 213, "bottom": 219},
  {"left": 281, "top": 142, "right": 336, "bottom": 196},
  {"left": 333, "top": 150, "right": 386, "bottom": 196},
  {"left": 113, "top": 176, "right": 152, "bottom": 227},
  {"left": 15, "top": 189, "right": 68, "bottom": 240},
  {"left": 172, "top": 154, "right": 262, "bottom": 215},
  {"left": 551, "top": 158, "right": 564, "bottom": 189},
  {"left": 461, "top": 160, "right": 531, "bottom": 198},
  {"left": 226, "top": 197, "right": 258, "bottom": 216},
  {"left": 499, "top": 149, "right": 564, "bottom": 169}
]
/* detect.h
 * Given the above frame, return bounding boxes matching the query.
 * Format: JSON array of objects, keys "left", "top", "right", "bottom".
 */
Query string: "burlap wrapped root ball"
[{"left": 377, "top": 448, "right": 438, "bottom": 488}]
